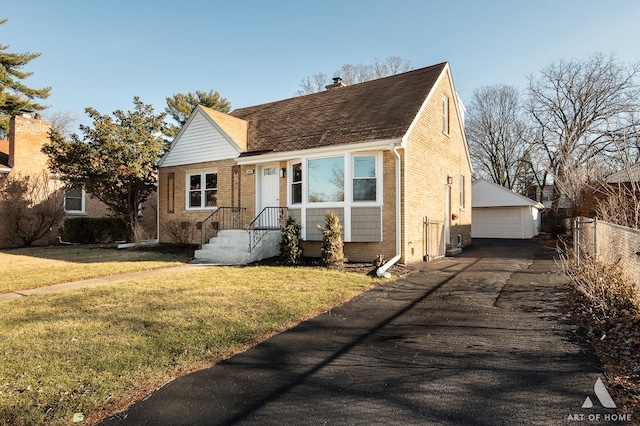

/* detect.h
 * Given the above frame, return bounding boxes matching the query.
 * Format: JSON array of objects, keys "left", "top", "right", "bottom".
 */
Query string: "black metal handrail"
[
  {"left": 247, "top": 207, "right": 288, "bottom": 252},
  {"left": 199, "top": 207, "right": 247, "bottom": 248}
]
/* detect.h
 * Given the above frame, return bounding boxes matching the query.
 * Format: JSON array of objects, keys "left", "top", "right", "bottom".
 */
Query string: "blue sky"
[{"left": 3, "top": 0, "right": 640, "bottom": 129}]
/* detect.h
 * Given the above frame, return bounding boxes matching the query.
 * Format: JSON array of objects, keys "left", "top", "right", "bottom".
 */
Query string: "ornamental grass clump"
[{"left": 320, "top": 211, "right": 345, "bottom": 266}]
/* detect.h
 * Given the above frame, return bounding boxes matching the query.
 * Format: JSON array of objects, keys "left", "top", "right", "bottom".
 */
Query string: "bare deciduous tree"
[
  {"left": 296, "top": 73, "right": 328, "bottom": 96},
  {"left": 0, "top": 171, "right": 65, "bottom": 246},
  {"left": 466, "top": 85, "right": 530, "bottom": 191},
  {"left": 44, "top": 110, "right": 77, "bottom": 138},
  {"left": 526, "top": 52, "right": 640, "bottom": 210},
  {"left": 296, "top": 56, "right": 411, "bottom": 95}
]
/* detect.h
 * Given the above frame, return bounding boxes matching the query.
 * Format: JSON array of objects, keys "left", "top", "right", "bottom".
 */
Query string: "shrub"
[
  {"left": 63, "top": 217, "right": 128, "bottom": 244},
  {"left": 280, "top": 217, "right": 302, "bottom": 264},
  {"left": 320, "top": 211, "right": 345, "bottom": 266},
  {"left": 0, "top": 171, "right": 66, "bottom": 247},
  {"left": 558, "top": 247, "right": 640, "bottom": 323},
  {"left": 161, "top": 219, "right": 198, "bottom": 246}
]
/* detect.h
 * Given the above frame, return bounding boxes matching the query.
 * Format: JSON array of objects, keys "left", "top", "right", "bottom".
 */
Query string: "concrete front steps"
[{"left": 194, "top": 229, "right": 281, "bottom": 265}]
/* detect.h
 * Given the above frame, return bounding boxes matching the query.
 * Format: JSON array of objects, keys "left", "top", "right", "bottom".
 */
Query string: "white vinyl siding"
[{"left": 161, "top": 111, "right": 241, "bottom": 167}]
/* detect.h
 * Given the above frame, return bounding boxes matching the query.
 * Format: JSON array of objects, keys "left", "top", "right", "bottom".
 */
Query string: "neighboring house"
[
  {"left": 0, "top": 112, "right": 155, "bottom": 247},
  {"left": 472, "top": 179, "right": 543, "bottom": 239},
  {"left": 158, "top": 62, "right": 473, "bottom": 266},
  {"left": 0, "top": 139, "right": 10, "bottom": 180},
  {"left": 606, "top": 163, "right": 640, "bottom": 184}
]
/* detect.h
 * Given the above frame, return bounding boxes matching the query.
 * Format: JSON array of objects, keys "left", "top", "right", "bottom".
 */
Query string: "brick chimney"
[
  {"left": 325, "top": 77, "right": 346, "bottom": 90},
  {"left": 9, "top": 112, "right": 51, "bottom": 174}
]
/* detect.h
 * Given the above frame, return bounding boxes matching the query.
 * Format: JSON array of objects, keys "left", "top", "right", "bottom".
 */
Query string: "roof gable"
[
  {"left": 230, "top": 62, "right": 447, "bottom": 153},
  {"left": 159, "top": 106, "right": 246, "bottom": 167},
  {"left": 472, "top": 179, "right": 543, "bottom": 209}
]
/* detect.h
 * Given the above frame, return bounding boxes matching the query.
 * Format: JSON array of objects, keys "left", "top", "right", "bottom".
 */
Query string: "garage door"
[{"left": 472, "top": 207, "right": 524, "bottom": 239}]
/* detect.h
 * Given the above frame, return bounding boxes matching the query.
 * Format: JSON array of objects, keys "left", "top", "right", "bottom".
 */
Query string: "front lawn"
[
  {"left": 0, "top": 245, "right": 191, "bottom": 294},
  {"left": 0, "top": 265, "right": 385, "bottom": 425}
]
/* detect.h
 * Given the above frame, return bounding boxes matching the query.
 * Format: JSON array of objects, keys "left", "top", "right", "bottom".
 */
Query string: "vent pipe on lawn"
[{"left": 377, "top": 143, "right": 402, "bottom": 278}]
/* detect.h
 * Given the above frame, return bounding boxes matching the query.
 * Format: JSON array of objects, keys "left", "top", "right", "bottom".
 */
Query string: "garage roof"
[{"left": 472, "top": 179, "right": 544, "bottom": 209}]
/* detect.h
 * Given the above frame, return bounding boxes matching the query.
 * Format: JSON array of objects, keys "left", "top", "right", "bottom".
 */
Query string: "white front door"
[{"left": 259, "top": 163, "right": 280, "bottom": 211}]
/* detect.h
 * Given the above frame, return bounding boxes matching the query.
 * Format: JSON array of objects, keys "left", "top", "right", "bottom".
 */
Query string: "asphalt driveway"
[{"left": 101, "top": 239, "right": 618, "bottom": 425}]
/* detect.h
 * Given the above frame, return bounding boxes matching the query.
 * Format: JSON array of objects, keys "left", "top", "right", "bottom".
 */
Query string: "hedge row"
[{"left": 62, "top": 217, "right": 128, "bottom": 244}]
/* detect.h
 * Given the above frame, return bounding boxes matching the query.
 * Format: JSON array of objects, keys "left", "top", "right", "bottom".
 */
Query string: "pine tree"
[
  {"left": 0, "top": 19, "right": 51, "bottom": 137},
  {"left": 163, "top": 90, "right": 231, "bottom": 138}
]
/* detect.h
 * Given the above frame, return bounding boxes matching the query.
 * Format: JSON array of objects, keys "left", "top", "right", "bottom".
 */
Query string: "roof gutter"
[{"left": 377, "top": 142, "right": 402, "bottom": 278}]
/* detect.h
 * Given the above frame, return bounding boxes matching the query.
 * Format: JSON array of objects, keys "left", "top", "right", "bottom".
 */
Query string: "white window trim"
[
  {"left": 286, "top": 151, "right": 384, "bottom": 242},
  {"left": 352, "top": 153, "right": 381, "bottom": 204},
  {"left": 185, "top": 169, "right": 218, "bottom": 211},
  {"left": 288, "top": 151, "right": 383, "bottom": 208},
  {"left": 64, "top": 185, "right": 86, "bottom": 214}
]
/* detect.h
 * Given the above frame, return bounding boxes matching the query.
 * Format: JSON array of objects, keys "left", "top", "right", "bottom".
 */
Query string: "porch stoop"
[
  {"left": 194, "top": 229, "right": 281, "bottom": 265},
  {"left": 445, "top": 244, "right": 463, "bottom": 257}
]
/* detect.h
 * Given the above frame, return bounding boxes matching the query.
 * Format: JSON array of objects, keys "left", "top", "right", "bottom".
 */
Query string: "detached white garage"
[{"left": 472, "top": 179, "right": 544, "bottom": 239}]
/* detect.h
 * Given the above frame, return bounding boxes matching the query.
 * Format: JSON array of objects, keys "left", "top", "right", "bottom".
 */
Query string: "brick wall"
[
  {"left": 401, "top": 69, "right": 472, "bottom": 264},
  {"left": 159, "top": 159, "right": 253, "bottom": 244},
  {"left": 9, "top": 114, "right": 51, "bottom": 175}
]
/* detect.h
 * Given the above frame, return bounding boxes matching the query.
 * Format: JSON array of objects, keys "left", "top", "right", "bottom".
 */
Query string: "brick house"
[
  {"left": 158, "top": 62, "right": 472, "bottom": 268},
  {"left": 0, "top": 112, "right": 155, "bottom": 247}
]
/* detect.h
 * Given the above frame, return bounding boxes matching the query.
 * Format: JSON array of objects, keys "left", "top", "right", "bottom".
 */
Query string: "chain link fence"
[{"left": 573, "top": 217, "right": 640, "bottom": 286}]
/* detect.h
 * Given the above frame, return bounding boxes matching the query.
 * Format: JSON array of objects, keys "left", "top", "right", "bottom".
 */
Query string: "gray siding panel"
[
  {"left": 351, "top": 206, "right": 382, "bottom": 242},
  {"left": 306, "top": 208, "right": 344, "bottom": 241}
]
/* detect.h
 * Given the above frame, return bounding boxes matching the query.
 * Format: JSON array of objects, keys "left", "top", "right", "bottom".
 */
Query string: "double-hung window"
[
  {"left": 353, "top": 155, "right": 377, "bottom": 202},
  {"left": 442, "top": 95, "right": 450, "bottom": 135},
  {"left": 188, "top": 171, "right": 217, "bottom": 209},
  {"left": 291, "top": 163, "right": 302, "bottom": 204},
  {"left": 64, "top": 185, "right": 85, "bottom": 213}
]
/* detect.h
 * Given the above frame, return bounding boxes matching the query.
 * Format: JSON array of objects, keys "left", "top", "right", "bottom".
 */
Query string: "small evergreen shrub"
[
  {"left": 279, "top": 217, "right": 303, "bottom": 264},
  {"left": 320, "top": 211, "right": 345, "bottom": 266},
  {"left": 63, "top": 217, "right": 128, "bottom": 244}
]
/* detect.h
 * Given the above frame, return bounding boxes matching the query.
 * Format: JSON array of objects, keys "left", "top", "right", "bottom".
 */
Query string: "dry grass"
[
  {"left": 0, "top": 264, "right": 385, "bottom": 425},
  {"left": 557, "top": 242, "right": 640, "bottom": 420},
  {"left": 0, "top": 245, "right": 191, "bottom": 294}
]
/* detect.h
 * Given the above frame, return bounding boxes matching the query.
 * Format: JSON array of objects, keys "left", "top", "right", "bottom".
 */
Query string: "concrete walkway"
[
  {"left": 100, "top": 240, "right": 621, "bottom": 425},
  {"left": 0, "top": 264, "right": 214, "bottom": 303}
]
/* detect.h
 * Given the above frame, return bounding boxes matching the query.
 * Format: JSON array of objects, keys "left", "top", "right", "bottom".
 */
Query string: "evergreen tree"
[
  {"left": 43, "top": 97, "right": 166, "bottom": 238},
  {"left": 280, "top": 217, "right": 303, "bottom": 264},
  {"left": 0, "top": 18, "right": 51, "bottom": 137},
  {"left": 163, "top": 90, "right": 231, "bottom": 138},
  {"left": 320, "top": 211, "right": 345, "bottom": 266}
]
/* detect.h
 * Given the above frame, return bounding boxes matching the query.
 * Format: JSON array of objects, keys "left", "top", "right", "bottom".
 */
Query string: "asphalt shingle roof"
[{"left": 230, "top": 62, "right": 447, "bottom": 153}]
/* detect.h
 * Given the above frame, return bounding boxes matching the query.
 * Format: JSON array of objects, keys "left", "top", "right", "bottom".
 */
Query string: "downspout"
[{"left": 377, "top": 143, "right": 402, "bottom": 278}]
